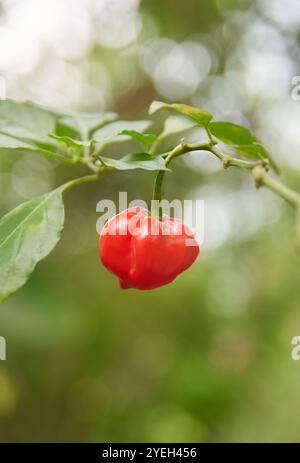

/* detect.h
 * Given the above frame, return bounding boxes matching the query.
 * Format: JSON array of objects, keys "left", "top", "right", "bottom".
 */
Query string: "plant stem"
[
  {"left": 252, "top": 166, "right": 300, "bottom": 207},
  {"left": 152, "top": 139, "right": 300, "bottom": 217},
  {"left": 208, "top": 144, "right": 268, "bottom": 169},
  {"left": 209, "top": 145, "right": 300, "bottom": 207},
  {"left": 205, "top": 126, "right": 217, "bottom": 145},
  {"left": 152, "top": 141, "right": 211, "bottom": 219},
  {"left": 63, "top": 170, "right": 105, "bottom": 192}
]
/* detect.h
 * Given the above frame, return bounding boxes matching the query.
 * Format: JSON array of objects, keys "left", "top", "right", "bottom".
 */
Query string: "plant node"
[
  {"left": 222, "top": 156, "right": 230, "bottom": 169},
  {"left": 252, "top": 165, "right": 265, "bottom": 188},
  {"left": 180, "top": 138, "right": 188, "bottom": 152},
  {"left": 261, "top": 158, "right": 270, "bottom": 171}
]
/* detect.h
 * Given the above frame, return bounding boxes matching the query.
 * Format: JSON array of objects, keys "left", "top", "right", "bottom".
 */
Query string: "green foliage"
[
  {"left": 0, "top": 99, "right": 55, "bottom": 140},
  {"left": 118, "top": 130, "right": 157, "bottom": 149},
  {"left": 58, "top": 112, "right": 118, "bottom": 138},
  {"left": 92, "top": 120, "right": 151, "bottom": 144},
  {"left": 0, "top": 132, "right": 37, "bottom": 149},
  {"left": 209, "top": 121, "right": 255, "bottom": 145},
  {"left": 149, "top": 100, "right": 213, "bottom": 127},
  {"left": 161, "top": 115, "right": 196, "bottom": 137},
  {"left": 99, "top": 153, "right": 169, "bottom": 171},
  {"left": 48, "top": 133, "right": 93, "bottom": 151},
  {"left": 209, "top": 121, "right": 279, "bottom": 172},
  {"left": 0, "top": 186, "right": 66, "bottom": 302},
  {"left": 0, "top": 100, "right": 66, "bottom": 161},
  {"left": 0, "top": 101, "right": 170, "bottom": 301},
  {"left": 234, "top": 143, "right": 278, "bottom": 172}
]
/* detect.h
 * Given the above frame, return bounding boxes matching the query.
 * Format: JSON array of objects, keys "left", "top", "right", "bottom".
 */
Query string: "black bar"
[{"left": 0, "top": 442, "right": 295, "bottom": 460}]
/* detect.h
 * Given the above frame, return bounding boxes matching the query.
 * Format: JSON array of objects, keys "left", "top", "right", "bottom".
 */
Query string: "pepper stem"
[{"left": 152, "top": 141, "right": 208, "bottom": 220}]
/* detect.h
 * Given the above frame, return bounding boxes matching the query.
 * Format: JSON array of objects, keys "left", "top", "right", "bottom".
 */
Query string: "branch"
[
  {"left": 252, "top": 166, "right": 300, "bottom": 208},
  {"left": 208, "top": 145, "right": 300, "bottom": 208},
  {"left": 153, "top": 140, "right": 300, "bottom": 212}
]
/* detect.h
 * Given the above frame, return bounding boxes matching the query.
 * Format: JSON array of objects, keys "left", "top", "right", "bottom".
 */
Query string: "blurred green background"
[{"left": 0, "top": 0, "right": 300, "bottom": 442}]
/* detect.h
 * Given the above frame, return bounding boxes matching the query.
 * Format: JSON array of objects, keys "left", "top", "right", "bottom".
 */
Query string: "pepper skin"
[{"left": 99, "top": 207, "right": 199, "bottom": 290}]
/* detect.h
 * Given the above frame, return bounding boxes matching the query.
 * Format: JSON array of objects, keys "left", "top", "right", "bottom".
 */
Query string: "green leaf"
[
  {"left": 0, "top": 99, "right": 56, "bottom": 141},
  {"left": 0, "top": 132, "right": 70, "bottom": 163},
  {"left": 58, "top": 112, "right": 118, "bottom": 138},
  {"left": 49, "top": 134, "right": 92, "bottom": 150},
  {"left": 98, "top": 153, "right": 168, "bottom": 171},
  {"left": 149, "top": 101, "right": 212, "bottom": 127},
  {"left": 0, "top": 185, "right": 68, "bottom": 302},
  {"left": 209, "top": 121, "right": 279, "bottom": 172},
  {"left": 55, "top": 120, "right": 79, "bottom": 140},
  {"left": 162, "top": 115, "right": 196, "bottom": 137},
  {"left": 0, "top": 132, "right": 34, "bottom": 149},
  {"left": 234, "top": 143, "right": 279, "bottom": 173},
  {"left": 59, "top": 112, "right": 118, "bottom": 138},
  {"left": 0, "top": 100, "right": 76, "bottom": 162},
  {"left": 119, "top": 130, "right": 157, "bottom": 148},
  {"left": 93, "top": 120, "right": 151, "bottom": 145},
  {"left": 209, "top": 121, "right": 255, "bottom": 145}
]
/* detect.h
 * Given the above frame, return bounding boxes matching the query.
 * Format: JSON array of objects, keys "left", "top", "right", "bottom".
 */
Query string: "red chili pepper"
[{"left": 99, "top": 207, "right": 199, "bottom": 290}]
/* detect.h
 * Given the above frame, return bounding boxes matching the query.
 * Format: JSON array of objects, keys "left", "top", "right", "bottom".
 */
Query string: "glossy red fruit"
[{"left": 99, "top": 207, "right": 199, "bottom": 290}]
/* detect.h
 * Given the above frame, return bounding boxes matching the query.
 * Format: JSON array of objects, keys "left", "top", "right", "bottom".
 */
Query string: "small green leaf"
[
  {"left": 58, "top": 112, "right": 118, "bottom": 137},
  {"left": 0, "top": 99, "right": 56, "bottom": 141},
  {"left": 149, "top": 101, "right": 212, "bottom": 127},
  {"left": 0, "top": 132, "right": 70, "bottom": 163},
  {"left": 119, "top": 130, "right": 157, "bottom": 148},
  {"left": 99, "top": 153, "right": 168, "bottom": 171},
  {"left": 0, "top": 185, "right": 68, "bottom": 302},
  {"left": 162, "top": 115, "right": 196, "bottom": 137},
  {"left": 93, "top": 120, "right": 151, "bottom": 145},
  {"left": 0, "top": 101, "right": 79, "bottom": 162},
  {"left": 0, "top": 132, "right": 34, "bottom": 149},
  {"left": 233, "top": 143, "right": 264, "bottom": 158},
  {"left": 49, "top": 133, "right": 92, "bottom": 150},
  {"left": 209, "top": 121, "right": 279, "bottom": 172},
  {"left": 209, "top": 121, "right": 255, "bottom": 145},
  {"left": 234, "top": 143, "right": 279, "bottom": 173}
]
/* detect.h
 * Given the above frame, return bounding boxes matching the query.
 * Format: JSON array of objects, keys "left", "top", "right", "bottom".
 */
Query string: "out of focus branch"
[{"left": 155, "top": 140, "right": 300, "bottom": 210}]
